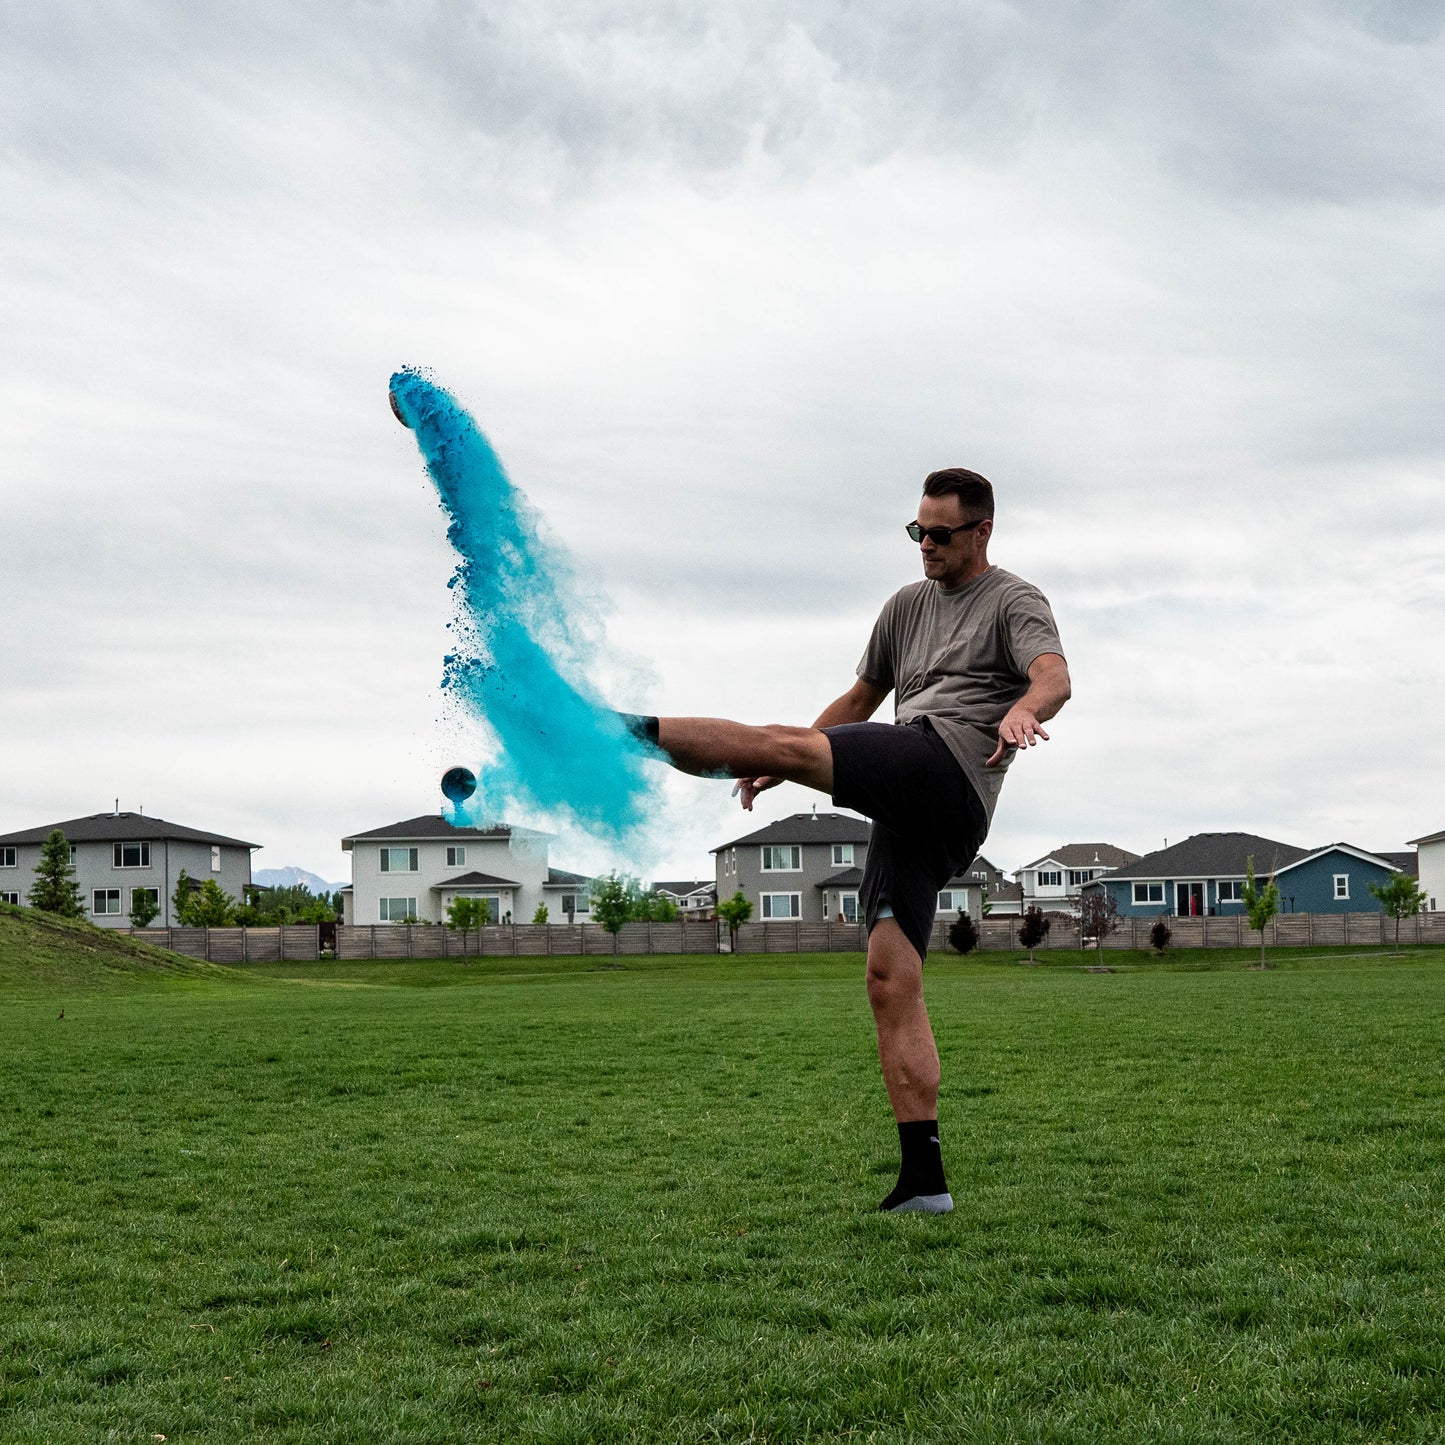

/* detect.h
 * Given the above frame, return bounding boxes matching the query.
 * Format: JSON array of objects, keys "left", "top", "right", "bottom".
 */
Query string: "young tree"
[
  {"left": 947, "top": 910, "right": 979, "bottom": 955},
  {"left": 715, "top": 891, "right": 753, "bottom": 953},
  {"left": 1242, "top": 856, "right": 1281, "bottom": 969},
  {"left": 27, "top": 829, "right": 86, "bottom": 918},
  {"left": 1369, "top": 873, "right": 1427, "bottom": 950},
  {"left": 633, "top": 891, "right": 679, "bottom": 923},
  {"left": 532, "top": 902, "right": 549, "bottom": 925},
  {"left": 172, "top": 869, "right": 197, "bottom": 926},
  {"left": 1079, "top": 888, "right": 1121, "bottom": 957},
  {"left": 589, "top": 872, "right": 636, "bottom": 954},
  {"left": 446, "top": 896, "right": 490, "bottom": 951},
  {"left": 1149, "top": 916, "right": 1172, "bottom": 954},
  {"left": 128, "top": 886, "right": 160, "bottom": 929},
  {"left": 980, "top": 882, "right": 992, "bottom": 917},
  {"left": 188, "top": 879, "right": 238, "bottom": 927},
  {"left": 1017, "top": 905, "right": 1051, "bottom": 963}
]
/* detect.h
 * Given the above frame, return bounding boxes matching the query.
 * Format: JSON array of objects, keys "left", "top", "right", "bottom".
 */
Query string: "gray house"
[
  {"left": 714, "top": 811, "right": 874, "bottom": 923},
  {"left": 0, "top": 810, "right": 257, "bottom": 928}
]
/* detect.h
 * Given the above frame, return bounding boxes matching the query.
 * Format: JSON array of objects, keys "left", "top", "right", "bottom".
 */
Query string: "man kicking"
[{"left": 626, "top": 468, "right": 1069, "bottom": 1212}]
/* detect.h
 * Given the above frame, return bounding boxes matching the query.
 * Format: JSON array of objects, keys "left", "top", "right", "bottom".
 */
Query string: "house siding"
[{"left": 1273, "top": 852, "right": 1399, "bottom": 915}]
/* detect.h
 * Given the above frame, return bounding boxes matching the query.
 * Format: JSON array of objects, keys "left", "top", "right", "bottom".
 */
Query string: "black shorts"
[{"left": 824, "top": 717, "right": 989, "bottom": 961}]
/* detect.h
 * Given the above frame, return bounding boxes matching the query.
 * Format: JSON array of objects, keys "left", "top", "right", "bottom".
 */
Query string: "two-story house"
[
  {"left": 340, "top": 815, "right": 592, "bottom": 926},
  {"left": 1083, "top": 832, "right": 1408, "bottom": 919},
  {"left": 0, "top": 810, "right": 256, "bottom": 928},
  {"left": 712, "top": 811, "right": 996, "bottom": 925},
  {"left": 1408, "top": 829, "right": 1442, "bottom": 911},
  {"left": 1017, "top": 843, "right": 1140, "bottom": 913},
  {"left": 651, "top": 880, "right": 717, "bottom": 918},
  {"left": 713, "top": 810, "right": 873, "bottom": 924}
]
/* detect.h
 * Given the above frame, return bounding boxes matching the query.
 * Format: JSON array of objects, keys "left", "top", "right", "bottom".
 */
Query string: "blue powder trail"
[{"left": 388, "top": 368, "right": 660, "bottom": 842}]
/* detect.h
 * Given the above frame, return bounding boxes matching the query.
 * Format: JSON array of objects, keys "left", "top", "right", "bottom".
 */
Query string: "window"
[
  {"left": 446, "top": 846, "right": 466, "bottom": 867},
  {"left": 1334, "top": 874, "right": 1349, "bottom": 900},
  {"left": 93, "top": 888, "right": 122, "bottom": 916},
  {"left": 762, "top": 845, "right": 802, "bottom": 871},
  {"left": 114, "top": 841, "right": 152, "bottom": 868},
  {"left": 560, "top": 893, "right": 577, "bottom": 915},
  {"left": 211, "top": 845, "right": 222, "bottom": 872},
  {"left": 937, "top": 890, "right": 966, "bottom": 912},
  {"left": 971, "top": 868, "right": 987, "bottom": 881},
  {"left": 1218, "top": 880, "right": 1243, "bottom": 902},
  {"left": 130, "top": 886, "right": 160, "bottom": 912},
  {"left": 1068, "top": 869, "right": 1091, "bottom": 887},
  {"left": 380, "top": 847, "right": 419, "bottom": 873},
  {"left": 1133, "top": 882, "right": 1164, "bottom": 905},
  {"left": 0, "top": 847, "right": 15, "bottom": 868},
  {"left": 1038, "top": 870, "right": 1062, "bottom": 888},
  {"left": 761, "top": 893, "right": 800, "bottom": 919},
  {"left": 379, "top": 897, "right": 418, "bottom": 922},
  {"left": 70, "top": 844, "right": 78, "bottom": 864},
  {"left": 0, "top": 891, "right": 18, "bottom": 906},
  {"left": 832, "top": 843, "right": 854, "bottom": 866}
]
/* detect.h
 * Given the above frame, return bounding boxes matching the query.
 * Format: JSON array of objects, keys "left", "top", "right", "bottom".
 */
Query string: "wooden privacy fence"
[
  {"left": 117, "top": 911, "right": 1445, "bottom": 962},
  {"left": 114, "top": 925, "right": 321, "bottom": 962}
]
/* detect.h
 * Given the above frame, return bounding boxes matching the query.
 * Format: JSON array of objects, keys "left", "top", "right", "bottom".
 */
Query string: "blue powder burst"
[{"left": 389, "top": 368, "right": 659, "bottom": 841}]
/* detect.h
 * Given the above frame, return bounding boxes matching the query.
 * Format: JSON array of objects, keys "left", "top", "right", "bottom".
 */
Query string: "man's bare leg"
[
  {"left": 653, "top": 717, "right": 834, "bottom": 795},
  {"left": 866, "top": 918, "right": 952, "bottom": 1212}
]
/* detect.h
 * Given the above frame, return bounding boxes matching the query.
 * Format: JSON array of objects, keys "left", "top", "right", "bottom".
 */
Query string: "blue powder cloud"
[{"left": 389, "top": 367, "right": 660, "bottom": 842}]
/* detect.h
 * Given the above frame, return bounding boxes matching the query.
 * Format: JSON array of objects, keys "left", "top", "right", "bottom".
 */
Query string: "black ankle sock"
[
  {"left": 618, "top": 713, "right": 660, "bottom": 746},
  {"left": 879, "top": 1119, "right": 947, "bottom": 1210}
]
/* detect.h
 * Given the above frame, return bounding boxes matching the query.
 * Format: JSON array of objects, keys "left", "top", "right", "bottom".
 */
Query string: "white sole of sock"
[{"left": 884, "top": 1192, "right": 954, "bottom": 1214}]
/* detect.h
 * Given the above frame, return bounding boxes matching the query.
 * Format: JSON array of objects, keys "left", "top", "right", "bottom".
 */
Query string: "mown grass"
[{"left": 3, "top": 923, "right": 1445, "bottom": 1442}]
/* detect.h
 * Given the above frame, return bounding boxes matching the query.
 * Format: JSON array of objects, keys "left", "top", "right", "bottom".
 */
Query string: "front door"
[{"left": 1175, "top": 882, "right": 1204, "bottom": 916}]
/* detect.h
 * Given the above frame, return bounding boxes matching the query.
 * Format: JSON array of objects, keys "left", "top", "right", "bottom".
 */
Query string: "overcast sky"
[{"left": 3, "top": 0, "right": 1442, "bottom": 887}]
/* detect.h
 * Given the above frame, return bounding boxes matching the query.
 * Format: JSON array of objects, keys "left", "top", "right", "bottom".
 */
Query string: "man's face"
[{"left": 913, "top": 492, "right": 992, "bottom": 586}]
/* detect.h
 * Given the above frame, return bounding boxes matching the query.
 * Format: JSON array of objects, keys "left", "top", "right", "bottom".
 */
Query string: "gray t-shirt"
[{"left": 856, "top": 566, "right": 1065, "bottom": 823}]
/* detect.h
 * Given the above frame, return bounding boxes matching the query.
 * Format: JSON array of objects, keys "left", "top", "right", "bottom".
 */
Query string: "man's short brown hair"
[{"left": 923, "top": 468, "right": 994, "bottom": 520}]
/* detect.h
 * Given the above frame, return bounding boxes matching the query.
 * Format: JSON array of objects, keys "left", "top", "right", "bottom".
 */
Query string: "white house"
[
  {"left": 0, "top": 810, "right": 256, "bottom": 928},
  {"left": 652, "top": 879, "right": 717, "bottom": 918},
  {"left": 1408, "top": 829, "right": 1443, "bottom": 912},
  {"left": 1016, "top": 843, "right": 1140, "bottom": 913},
  {"left": 340, "top": 814, "right": 592, "bottom": 926}
]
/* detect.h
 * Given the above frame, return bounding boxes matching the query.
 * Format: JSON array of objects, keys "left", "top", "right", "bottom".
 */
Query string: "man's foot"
[{"left": 879, "top": 1187, "right": 955, "bottom": 1214}]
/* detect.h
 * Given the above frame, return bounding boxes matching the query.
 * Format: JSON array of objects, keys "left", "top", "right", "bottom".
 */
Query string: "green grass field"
[{"left": 4, "top": 909, "right": 1445, "bottom": 1442}]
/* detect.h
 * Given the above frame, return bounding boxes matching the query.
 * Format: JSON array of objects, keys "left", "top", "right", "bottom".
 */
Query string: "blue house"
[{"left": 1084, "top": 832, "right": 1407, "bottom": 919}]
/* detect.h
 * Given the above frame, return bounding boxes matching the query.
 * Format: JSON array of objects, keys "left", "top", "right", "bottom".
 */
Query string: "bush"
[
  {"left": 1017, "top": 906, "right": 1050, "bottom": 961},
  {"left": 947, "top": 911, "right": 979, "bottom": 954},
  {"left": 1150, "top": 917, "right": 1172, "bottom": 953}
]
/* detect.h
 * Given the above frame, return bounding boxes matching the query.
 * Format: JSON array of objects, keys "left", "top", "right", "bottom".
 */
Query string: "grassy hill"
[{"left": 0, "top": 902, "right": 239, "bottom": 991}]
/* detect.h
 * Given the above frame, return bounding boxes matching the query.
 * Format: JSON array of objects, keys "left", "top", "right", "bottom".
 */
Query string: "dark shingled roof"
[
  {"left": 1021, "top": 842, "right": 1141, "bottom": 869},
  {"left": 430, "top": 870, "right": 522, "bottom": 889},
  {"left": 1103, "top": 833, "right": 1308, "bottom": 881},
  {"left": 545, "top": 868, "right": 592, "bottom": 887},
  {"left": 713, "top": 812, "right": 872, "bottom": 852},
  {"left": 652, "top": 879, "right": 714, "bottom": 896},
  {"left": 0, "top": 811, "right": 257, "bottom": 849},
  {"left": 817, "top": 867, "right": 865, "bottom": 889},
  {"left": 343, "top": 815, "right": 516, "bottom": 844},
  {"left": 1377, "top": 851, "right": 1418, "bottom": 877}
]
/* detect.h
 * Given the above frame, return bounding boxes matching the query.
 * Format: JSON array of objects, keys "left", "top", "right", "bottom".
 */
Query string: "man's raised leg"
[
  {"left": 642, "top": 716, "right": 835, "bottom": 795},
  {"left": 866, "top": 918, "right": 952, "bottom": 1213}
]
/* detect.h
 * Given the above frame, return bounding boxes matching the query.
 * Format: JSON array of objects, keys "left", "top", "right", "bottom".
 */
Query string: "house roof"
[
  {"left": 1102, "top": 833, "right": 1309, "bottom": 881},
  {"left": 430, "top": 870, "right": 521, "bottom": 890},
  {"left": 1020, "top": 843, "right": 1141, "bottom": 870},
  {"left": 652, "top": 879, "right": 714, "bottom": 896},
  {"left": 544, "top": 868, "right": 592, "bottom": 887},
  {"left": 0, "top": 811, "right": 258, "bottom": 849},
  {"left": 1273, "top": 843, "right": 1405, "bottom": 878},
  {"left": 1377, "top": 851, "right": 1418, "bottom": 877},
  {"left": 1407, "top": 829, "right": 1445, "bottom": 847},
  {"left": 712, "top": 812, "right": 872, "bottom": 852},
  {"left": 342, "top": 815, "right": 534, "bottom": 846},
  {"left": 818, "top": 867, "right": 865, "bottom": 888}
]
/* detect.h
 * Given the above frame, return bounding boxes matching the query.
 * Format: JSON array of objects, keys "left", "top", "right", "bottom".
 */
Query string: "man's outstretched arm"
[
  {"left": 985, "top": 652, "right": 1071, "bottom": 767},
  {"left": 730, "top": 677, "right": 891, "bottom": 810}
]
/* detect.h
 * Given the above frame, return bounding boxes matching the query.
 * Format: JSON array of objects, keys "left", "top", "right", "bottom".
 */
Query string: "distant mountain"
[{"left": 253, "top": 866, "right": 346, "bottom": 895}]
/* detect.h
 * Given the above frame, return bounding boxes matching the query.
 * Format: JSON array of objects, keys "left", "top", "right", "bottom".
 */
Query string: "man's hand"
[
  {"left": 985, "top": 707, "right": 1049, "bottom": 767},
  {"left": 732, "top": 776, "right": 781, "bottom": 811},
  {"left": 985, "top": 652, "right": 1070, "bottom": 768}
]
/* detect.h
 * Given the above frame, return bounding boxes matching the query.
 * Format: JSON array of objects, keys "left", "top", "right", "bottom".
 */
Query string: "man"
[{"left": 626, "top": 468, "right": 1069, "bottom": 1212}]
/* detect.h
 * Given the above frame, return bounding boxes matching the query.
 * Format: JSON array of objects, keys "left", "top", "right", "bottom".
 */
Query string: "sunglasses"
[{"left": 905, "top": 519, "right": 986, "bottom": 545}]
